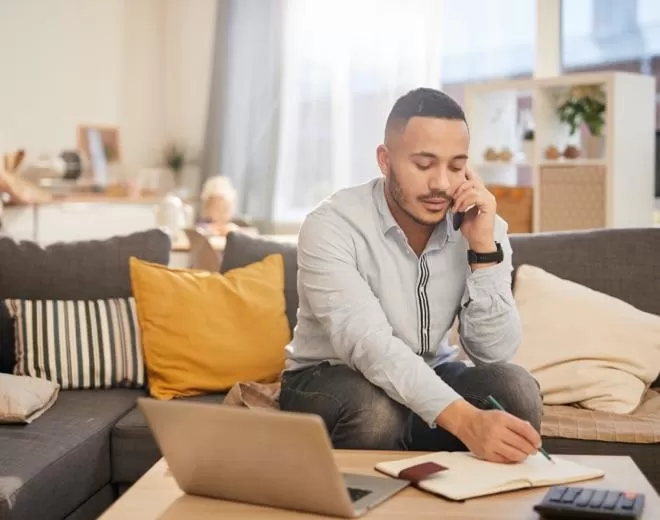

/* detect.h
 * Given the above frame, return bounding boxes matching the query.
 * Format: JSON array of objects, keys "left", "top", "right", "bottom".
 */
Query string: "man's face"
[{"left": 378, "top": 116, "right": 469, "bottom": 226}]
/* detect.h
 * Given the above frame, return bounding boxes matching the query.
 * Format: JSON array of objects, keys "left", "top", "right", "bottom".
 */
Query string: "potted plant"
[
  {"left": 163, "top": 142, "right": 187, "bottom": 190},
  {"left": 556, "top": 84, "right": 606, "bottom": 158}
]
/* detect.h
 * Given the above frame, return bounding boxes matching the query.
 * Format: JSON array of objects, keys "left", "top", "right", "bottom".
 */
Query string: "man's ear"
[{"left": 376, "top": 144, "right": 389, "bottom": 176}]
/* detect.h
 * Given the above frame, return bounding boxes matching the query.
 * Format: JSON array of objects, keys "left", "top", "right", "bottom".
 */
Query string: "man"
[{"left": 280, "top": 87, "right": 543, "bottom": 464}]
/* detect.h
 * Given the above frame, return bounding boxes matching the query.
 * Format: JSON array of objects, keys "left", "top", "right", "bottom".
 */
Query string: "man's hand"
[
  {"left": 451, "top": 167, "right": 497, "bottom": 253},
  {"left": 436, "top": 400, "right": 541, "bottom": 463}
]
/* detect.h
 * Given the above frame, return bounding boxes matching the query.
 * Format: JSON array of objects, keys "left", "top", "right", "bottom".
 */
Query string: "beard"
[{"left": 387, "top": 166, "right": 452, "bottom": 227}]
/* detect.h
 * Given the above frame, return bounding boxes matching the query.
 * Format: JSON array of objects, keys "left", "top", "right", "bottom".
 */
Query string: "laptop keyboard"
[{"left": 347, "top": 487, "right": 372, "bottom": 502}]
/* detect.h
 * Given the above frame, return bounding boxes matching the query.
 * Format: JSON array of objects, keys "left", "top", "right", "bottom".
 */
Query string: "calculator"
[{"left": 533, "top": 485, "right": 645, "bottom": 519}]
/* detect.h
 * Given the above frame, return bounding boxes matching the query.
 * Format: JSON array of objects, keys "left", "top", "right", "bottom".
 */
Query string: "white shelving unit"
[{"left": 464, "top": 71, "right": 656, "bottom": 232}]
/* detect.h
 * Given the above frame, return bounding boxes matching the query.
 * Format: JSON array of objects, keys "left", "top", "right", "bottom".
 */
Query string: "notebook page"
[
  {"left": 523, "top": 454, "right": 605, "bottom": 486},
  {"left": 376, "top": 452, "right": 537, "bottom": 500},
  {"left": 375, "top": 452, "right": 604, "bottom": 501}
]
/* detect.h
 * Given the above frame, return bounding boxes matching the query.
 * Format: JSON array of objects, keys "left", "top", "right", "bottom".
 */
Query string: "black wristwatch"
[{"left": 467, "top": 242, "right": 503, "bottom": 264}]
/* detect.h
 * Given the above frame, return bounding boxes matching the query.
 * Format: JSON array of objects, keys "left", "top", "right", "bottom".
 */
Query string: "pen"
[{"left": 486, "top": 394, "right": 555, "bottom": 464}]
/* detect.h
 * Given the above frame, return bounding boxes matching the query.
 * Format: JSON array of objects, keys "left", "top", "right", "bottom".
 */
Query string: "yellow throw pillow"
[
  {"left": 511, "top": 264, "right": 660, "bottom": 414},
  {"left": 129, "top": 254, "right": 289, "bottom": 400}
]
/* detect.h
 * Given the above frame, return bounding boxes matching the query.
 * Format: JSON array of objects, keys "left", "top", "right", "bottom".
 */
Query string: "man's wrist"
[
  {"left": 435, "top": 399, "right": 479, "bottom": 437},
  {"left": 467, "top": 239, "right": 498, "bottom": 271},
  {"left": 468, "top": 239, "right": 497, "bottom": 253}
]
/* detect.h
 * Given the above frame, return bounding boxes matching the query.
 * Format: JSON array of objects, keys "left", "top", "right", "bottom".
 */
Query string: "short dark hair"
[{"left": 385, "top": 87, "right": 466, "bottom": 137}]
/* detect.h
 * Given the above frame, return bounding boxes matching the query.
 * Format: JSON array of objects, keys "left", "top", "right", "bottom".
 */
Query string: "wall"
[
  {"left": 0, "top": 0, "right": 127, "bottom": 158},
  {"left": 0, "top": 0, "right": 217, "bottom": 191},
  {"left": 163, "top": 0, "right": 218, "bottom": 192},
  {"left": 119, "top": 0, "right": 168, "bottom": 176}
]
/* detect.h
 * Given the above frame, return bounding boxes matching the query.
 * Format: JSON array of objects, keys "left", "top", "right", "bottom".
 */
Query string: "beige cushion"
[
  {"left": 0, "top": 373, "right": 60, "bottom": 424},
  {"left": 511, "top": 264, "right": 660, "bottom": 414},
  {"left": 541, "top": 389, "right": 660, "bottom": 443}
]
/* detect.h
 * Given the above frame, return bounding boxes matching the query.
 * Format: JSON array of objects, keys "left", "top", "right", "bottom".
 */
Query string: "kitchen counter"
[
  {"left": 4, "top": 191, "right": 166, "bottom": 207},
  {"left": 1, "top": 196, "right": 162, "bottom": 245}
]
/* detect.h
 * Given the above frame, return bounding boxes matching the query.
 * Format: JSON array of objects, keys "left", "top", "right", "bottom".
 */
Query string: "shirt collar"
[
  {"left": 374, "top": 177, "right": 399, "bottom": 233},
  {"left": 373, "top": 177, "right": 458, "bottom": 249}
]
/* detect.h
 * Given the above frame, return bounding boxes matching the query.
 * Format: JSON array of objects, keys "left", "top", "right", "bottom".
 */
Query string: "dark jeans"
[{"left": 279, "top": 361, "right": 543, "bottom": 451}]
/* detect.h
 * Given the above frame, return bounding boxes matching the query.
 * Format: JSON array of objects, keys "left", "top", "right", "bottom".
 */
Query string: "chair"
[{"left": 183, "top": 228, "right": 222, "bottom": 272}]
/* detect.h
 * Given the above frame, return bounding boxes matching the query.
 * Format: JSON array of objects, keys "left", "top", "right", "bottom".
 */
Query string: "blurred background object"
[
  {"left": 197, "top": 175, "right": 242, "bottom": 237},
  {"left": 2, "top": 149, "right": 25, "bottom": 173}
]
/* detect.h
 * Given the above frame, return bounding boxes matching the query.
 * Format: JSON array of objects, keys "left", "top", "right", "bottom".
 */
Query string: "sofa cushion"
[
  {"left": 0, "top": 229, "right": 171, "bottom": 300},
  {"left": 0, "top": 302, "right": 13, "bottom": 374},
  {"left": 63, "top": 484, "right": 115, "bottom": 520},
  {"left": 512, "top": 264, "right": 660, "bottom": 414},
  {"left": 131, "top": 254, "right": 289, "bottom": 399},
  {"left": 0, "top": 373, "right": 59, "bottom": 424},
  {"left": 0, "top": 229, "right": 171, "bottom": 376},
  {"left": 541, "top": 389, "right": 660, "bottom": 444},
  {"left": 111, "top": 393, "right": 227, "bottom": 484},
  {"left": 6, "top": 297, "right": 145, "bottom": 390},
  {"left": 0, "top": 388, "right": 142, "bottom": 520},
  {"left": 510, "top": 228, "right": 660, "bottom": 317},
  {"left": 220, "top": 232, "right": 298, "bottom": 333}
]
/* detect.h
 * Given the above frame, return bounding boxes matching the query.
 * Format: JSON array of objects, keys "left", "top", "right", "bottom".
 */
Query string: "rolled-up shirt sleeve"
[
  {"left": 459, "top": 217, "right": 521, "bottom": 364},
  {"left": 297, "top": 209, "right": 462, "bottom": 426}
]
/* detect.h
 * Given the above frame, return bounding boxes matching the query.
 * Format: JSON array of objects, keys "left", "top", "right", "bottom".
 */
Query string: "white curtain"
[
  {"left": 212, "top": 0, "right": 283, "bottom": 227},
  {"left": 272, "top": 0, "right": 444, "bottom": 222}
]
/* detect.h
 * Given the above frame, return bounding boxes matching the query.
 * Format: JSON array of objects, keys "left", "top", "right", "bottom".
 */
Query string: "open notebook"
[{"left": 375, "top": 451, "right": 604, "bottom": 501}]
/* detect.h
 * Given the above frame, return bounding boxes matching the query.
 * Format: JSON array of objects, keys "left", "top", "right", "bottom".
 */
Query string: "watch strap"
[{"left": 467, "top": 242, "right": 503, "bottom": 264}]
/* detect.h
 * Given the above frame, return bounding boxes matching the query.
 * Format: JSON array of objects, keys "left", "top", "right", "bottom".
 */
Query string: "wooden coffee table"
[{"left": 100, "top": 451, "right": 660, "bottom": 519}]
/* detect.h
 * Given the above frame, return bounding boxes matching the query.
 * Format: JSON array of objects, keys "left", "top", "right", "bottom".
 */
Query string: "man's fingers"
[
  {"left": 465, "top": 167, "right": 483, "bottom": 184},
  {"left": 484, "top": 452, "right": 509, "bottom": 464},
  {"left": 453, "top": 192, "right": 479, "bottom": 214},
  {"left": 452, "top": 194, "right": 470, "bottom": 213},
  {"left": 452, "top": 183, "right": 478, "bottom": 210},
  {"left": 501, "top": 427, "right": 538, "bottom": 456},
  {"left": 493, "top": 442, "right": 527, "bottom": 463},
  {"left": 451, "top": 180, "right": 474, "bottom": 200},
  {"left": 504, "top": 415, "right": 542, "bottom": 449}
]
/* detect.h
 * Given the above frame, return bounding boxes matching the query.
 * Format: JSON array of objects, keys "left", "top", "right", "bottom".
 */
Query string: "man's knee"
[
  {"left": 473, "top": 362, "right": 543, "bottom": 430},
  {"left": 337, "top": 381, "right": 410, "bottom": 450},
  {"left": 280, "top": 364, "right": 409, "bottom": 450}
]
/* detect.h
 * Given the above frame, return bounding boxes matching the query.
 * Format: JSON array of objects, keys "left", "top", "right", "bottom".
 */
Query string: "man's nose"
[{"left": 428, "top": 168, "right": 451, "bottom": 192}]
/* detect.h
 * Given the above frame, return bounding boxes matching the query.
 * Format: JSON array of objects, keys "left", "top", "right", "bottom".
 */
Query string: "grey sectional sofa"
[
  {"left": 0, "top": 227, "right": 658, "bottom": 520},
  {"left": 0, "top": 230, "right": 171, "bottom": 520}
]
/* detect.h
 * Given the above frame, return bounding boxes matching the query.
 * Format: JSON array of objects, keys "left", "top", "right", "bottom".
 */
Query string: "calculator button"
[
  {"left": 575, "top": 488, "right": 594, "bottom": 507},
  {"left": 561, "top": 488, "right": 581, "bottom": 503},
  {"left": 589, "top": 490, "right": 607, "bottom": 507},
  {"left": 619, "top": 493, "right": 637, "bottom": 509},
  {"left": 602, "top": 491, "right": 621, "bottom": 510},
  {"left": 547, "top": 487, "right": 566, "bottom": 502}
]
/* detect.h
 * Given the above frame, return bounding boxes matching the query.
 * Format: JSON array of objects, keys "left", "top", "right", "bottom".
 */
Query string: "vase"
[
  {"left": 171, "top": 172, "right": 190, "bottom": 199},
  {"left": 523, "top": 140, "right": 534, "bottom": 163},
  {"left": 583, "top": 133, "right": 605, "bottom": 159}
]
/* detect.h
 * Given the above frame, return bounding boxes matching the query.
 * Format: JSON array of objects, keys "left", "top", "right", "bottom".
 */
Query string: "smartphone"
[
  {"left": 452, "top": 170, "right": 469, "bottom": 231},
  {"left": 452, "top": 203, "right": 477, "bottom": 231},
  {"left": 452, "top": 211, "right": 464, "bottom": 231}
]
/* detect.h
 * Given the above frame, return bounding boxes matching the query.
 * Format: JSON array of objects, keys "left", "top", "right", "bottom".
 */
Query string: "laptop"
[{"left": 137, "top": 398, "right": 409, "bottom": 518}]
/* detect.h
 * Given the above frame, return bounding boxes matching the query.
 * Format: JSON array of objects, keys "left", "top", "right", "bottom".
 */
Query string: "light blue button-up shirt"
[{"left": 284, "top": 176, "right": 521, "bottom": 426}]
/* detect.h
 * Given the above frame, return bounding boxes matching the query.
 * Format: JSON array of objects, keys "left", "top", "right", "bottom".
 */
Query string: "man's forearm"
[
  {"left": 459, "top": 261, "right": 521, "bottom": 364},
  {"left": 341, "top": 332, "right": 464, "bottom": 426},
  {"left": 468, "top": 239, "right": 498, "bottom": 271}
]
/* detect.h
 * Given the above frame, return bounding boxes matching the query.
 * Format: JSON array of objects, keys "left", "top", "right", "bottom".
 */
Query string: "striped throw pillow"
[{"left": 5, "top": 298, "right": 145, "bottom": 390}]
